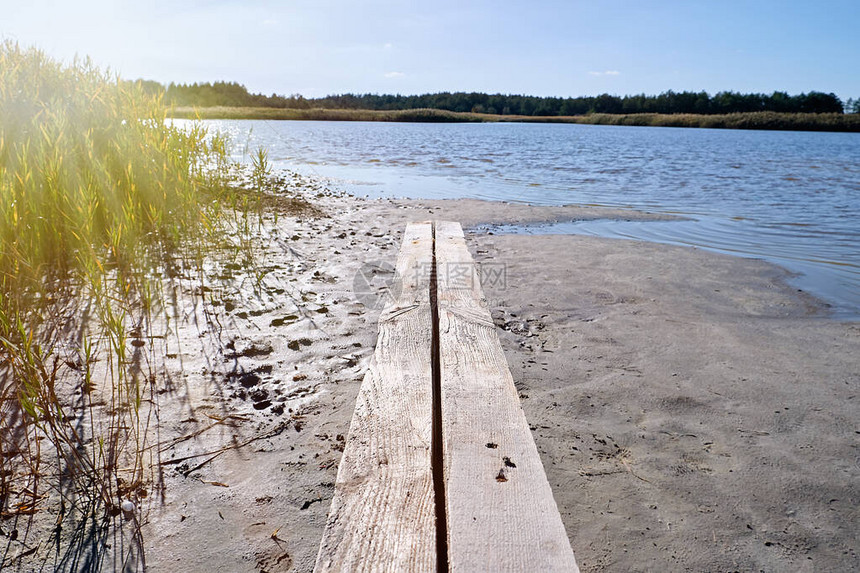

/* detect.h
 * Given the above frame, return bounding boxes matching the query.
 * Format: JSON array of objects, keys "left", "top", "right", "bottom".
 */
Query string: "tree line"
[{"left": 133, "top": 80, "right": 850, "bottom": 115}]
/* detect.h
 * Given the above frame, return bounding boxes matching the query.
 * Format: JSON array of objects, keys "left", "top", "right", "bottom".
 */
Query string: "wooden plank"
[
  {"left": 435, "top": 220, "right": 580, "bottom": 572},
  {"left": 315, "top": 222, "right": 437, "bottom": 573}
]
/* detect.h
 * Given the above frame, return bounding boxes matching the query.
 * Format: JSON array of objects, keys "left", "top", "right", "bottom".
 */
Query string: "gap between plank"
[{"left": 430, "top": 221, "right": 450, "bottom": 573}]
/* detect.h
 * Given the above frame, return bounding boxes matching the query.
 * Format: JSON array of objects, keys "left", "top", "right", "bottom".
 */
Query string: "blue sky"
[{"left": 2, "top": 0, "right": 859, "bottom": 101}]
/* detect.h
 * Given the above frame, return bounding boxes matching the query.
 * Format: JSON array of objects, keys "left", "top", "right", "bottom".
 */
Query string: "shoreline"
[
  {"left": 167, "top": 106, "right": 860, "bottom": 133},
  {"left": 473, "top": 218, "right": 858, "bottom": 322},
  {"left": 372, "top": 197, "right": 859, "bottom": 320}
]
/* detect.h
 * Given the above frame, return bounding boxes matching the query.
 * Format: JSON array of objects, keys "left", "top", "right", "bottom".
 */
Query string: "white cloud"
[
  {"left": 384, "top": 71, "right": 405, "bottom": 78},
  {"left": 588, "top": 70, "right": 620, "bottom": 76},
  {"left": 384, "top": 42, "right": 393, "bottom": 49}
]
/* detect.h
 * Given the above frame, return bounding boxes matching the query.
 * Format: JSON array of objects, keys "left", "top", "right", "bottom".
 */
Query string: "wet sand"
[{"left": 134, "top": 189, "right": 859, "bottom": 572}]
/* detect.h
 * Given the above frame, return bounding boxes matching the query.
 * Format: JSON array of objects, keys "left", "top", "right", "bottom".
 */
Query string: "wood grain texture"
[
  {"left": 435, "top": 220, "right": 580, "bottom": 572},
  {"left": 314, "top": 222, "right": 436, "bottom": 573}
]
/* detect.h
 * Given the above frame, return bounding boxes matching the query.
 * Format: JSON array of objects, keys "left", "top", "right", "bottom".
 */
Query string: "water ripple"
[{"left": 186, "top": 119, "right": 860, "bottom": 318}]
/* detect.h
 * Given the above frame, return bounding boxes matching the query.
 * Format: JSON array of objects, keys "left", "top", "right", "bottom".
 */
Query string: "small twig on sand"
[
  {"left": 620, "top": 457, "right": 651, "bottom": 483},
  {"left": 155, "top": 414, "right": 248, "bottom": 453},
  {"left": 161, "top": 419, "right": 293, "bottom": 477}
]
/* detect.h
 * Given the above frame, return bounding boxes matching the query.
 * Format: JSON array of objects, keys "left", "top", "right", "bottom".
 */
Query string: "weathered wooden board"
[
  {"left": 314, "top": 222, "right": 437, "bottom": 572},
  {"left": 317, "top": 220, "right": 579, "bottom": 572},
  {"left": 435, "top": 221, "right": 579, "bottom": 572}
]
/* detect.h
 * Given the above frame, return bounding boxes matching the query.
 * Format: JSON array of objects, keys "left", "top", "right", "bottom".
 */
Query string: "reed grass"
[
  {"left": 170, "top": 106, "right": 860, "bottom": 132},
  {"left": 0, "top": 42, "right": 279, "bottom": 564},
  {"left": 535, "top": 111, "right": 860, "bottom": 132},
  {"left": 170, "top": 106, "right": 487, "bottom": 123}
]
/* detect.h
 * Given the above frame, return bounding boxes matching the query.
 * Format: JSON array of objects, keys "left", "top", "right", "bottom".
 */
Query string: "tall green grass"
[{"left": 0, "top": 42, "right": 246, "bottom": 553}]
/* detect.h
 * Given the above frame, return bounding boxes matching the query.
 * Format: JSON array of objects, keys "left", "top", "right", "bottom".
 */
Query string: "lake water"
[{"left": 197, "top": 119, "right": 860, "bottom": 318}]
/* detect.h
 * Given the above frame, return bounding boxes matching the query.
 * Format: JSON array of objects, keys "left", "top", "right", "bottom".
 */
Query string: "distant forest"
[{"left": 133, "top": 80, "right": 852, "bottom": 116}]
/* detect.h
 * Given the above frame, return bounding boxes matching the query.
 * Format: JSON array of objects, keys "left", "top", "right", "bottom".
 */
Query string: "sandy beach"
[
  {"left": 11, "top": 177, "right": 854, "bottom": 572},
  {"left": 468, "top": 230, "right": 859, "bottom": 572},
  {"left": 128, "top": 181, "right": 859, "bottom": 572}
]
